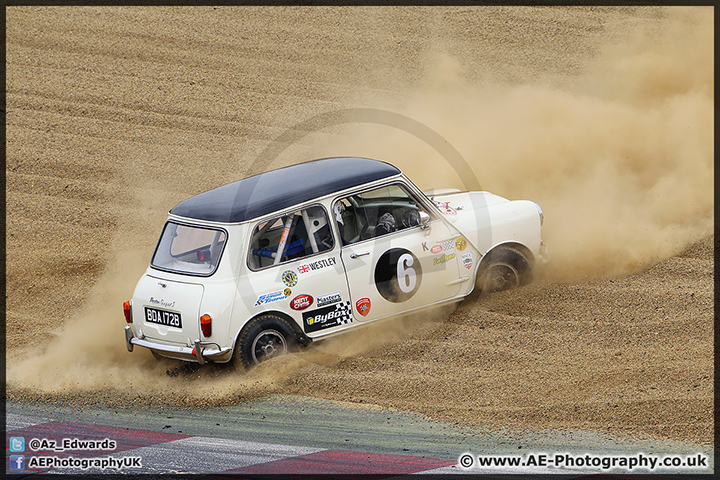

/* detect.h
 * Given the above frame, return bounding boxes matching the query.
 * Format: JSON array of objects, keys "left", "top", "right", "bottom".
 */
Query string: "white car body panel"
[
  {"left": 432, "top": 191, "right": 543, "bottom": 262},
  {"left": 133, "top": 273, "right": 204, "bottom": 345}
]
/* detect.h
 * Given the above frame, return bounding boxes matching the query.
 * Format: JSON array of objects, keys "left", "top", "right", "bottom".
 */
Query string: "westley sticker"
[{"left": 298, "top": 257, "right": 337, "bottom": 274}]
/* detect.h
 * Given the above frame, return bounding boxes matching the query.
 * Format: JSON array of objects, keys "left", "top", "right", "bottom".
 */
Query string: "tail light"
[
  {"left": 200, "top": 314, "right": 212, "bottom": 337},
  {"left": 123, "top": 301, "right": 133, "bottom": 324}
]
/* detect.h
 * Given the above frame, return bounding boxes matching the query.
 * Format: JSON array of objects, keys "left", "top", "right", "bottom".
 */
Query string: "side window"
[
  {"left": 248, "top": 205, "right": 334, "bottom": 270},
  {"left": 334, "top": 184, "right": 427, "bottom": 245}
]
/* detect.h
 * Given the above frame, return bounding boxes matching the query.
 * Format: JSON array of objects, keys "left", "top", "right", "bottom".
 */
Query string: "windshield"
[{"left": 151, "top": 222, "right": 227, "bottom": 276}]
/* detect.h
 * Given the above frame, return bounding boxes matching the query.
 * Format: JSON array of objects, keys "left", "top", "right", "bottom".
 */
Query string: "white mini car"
[{"left": 123, "top": 157, "right": 547, "bottom": 368}]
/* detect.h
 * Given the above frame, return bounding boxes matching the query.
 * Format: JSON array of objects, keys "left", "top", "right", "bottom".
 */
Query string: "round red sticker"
[{"left": 290, "top": 294, "right": 313, "bottom": 311}]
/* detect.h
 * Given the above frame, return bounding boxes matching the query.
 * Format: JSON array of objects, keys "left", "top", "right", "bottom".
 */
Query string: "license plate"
[{"left": 144, "top": 307, "right": 182, "bottom": 328}]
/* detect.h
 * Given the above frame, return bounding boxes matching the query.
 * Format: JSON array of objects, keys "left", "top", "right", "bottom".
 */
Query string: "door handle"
[{"left": 350, "top": 251, "right": 370, "bottom": 259}]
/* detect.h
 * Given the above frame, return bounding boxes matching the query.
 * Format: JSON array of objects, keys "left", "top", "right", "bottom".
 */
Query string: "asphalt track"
[{"left": 6, "top": 395, "right": 712, "bottom": 475}]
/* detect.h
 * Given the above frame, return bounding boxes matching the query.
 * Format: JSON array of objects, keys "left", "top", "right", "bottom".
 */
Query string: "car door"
[
  {"left": 245, "top": 204, "right": 354, "bottom": 338},
  {"left": 334, "top": 182, "right": 464, "bottom": 323}
]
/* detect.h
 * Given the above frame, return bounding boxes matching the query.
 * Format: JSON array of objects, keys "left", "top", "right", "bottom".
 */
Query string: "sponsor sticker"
[
  {"left": 254, "top": 289, "right": 291, "bottom": 307},
  {"left": 303, "top": 302, "right": 353, "bottom": 333},
  {"left": 279, "top": 228, "right": 289, "bottom": 246},
  {"left": 297, "top": 257, "right": 337, "bottom": 274},
  {"left": 436, "top": 201, "right": 457, "bottom": 216},
  {"left": 355, "top": 298, "right": 371, "bottom": 316},
  {"left": 442, "top": 205, "right": 457, "bottom": 216},
  {"left": 461, "top": 252, "right": 473, "bottom": 269},
  {"left": 316, "top": 290, "right": 343, "bottom": 307},
  {"left": 455, "top": 237, "right": 468, "bottom": 251},
  {"left": 282, "top": 270, "right": 298, "bottom": 287},
  {"left": 433, "top": 240, "right": 455, "bottom": 253},
  {"left": 290, "top": 294, "right": 313, "bottom": 311},
  {"left": 433, "top": 252, "right": 456, "bottom": 265}
]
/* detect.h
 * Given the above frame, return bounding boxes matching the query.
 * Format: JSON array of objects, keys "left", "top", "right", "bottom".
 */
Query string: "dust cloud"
[
  {"left": 315, "top": 7, "right": 713, "bottom": 280},
  {"left": 6, "top": 7, "right": 713, "bottom": 407}
]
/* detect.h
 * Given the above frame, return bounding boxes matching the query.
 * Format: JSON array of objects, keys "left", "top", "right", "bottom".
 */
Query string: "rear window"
[{"left": 151, "top": 222, "right": 227, "bottom": 276}]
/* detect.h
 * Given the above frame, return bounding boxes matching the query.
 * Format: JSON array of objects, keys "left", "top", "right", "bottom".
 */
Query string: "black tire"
[
  {"left": 233, "top": 315, "right": 296, "bottom": 369},
  {"left": 478, "top": 247, "right": 533, "bottom": 293}
]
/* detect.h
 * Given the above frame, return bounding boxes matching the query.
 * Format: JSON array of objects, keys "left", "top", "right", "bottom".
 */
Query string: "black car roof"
[{"left": 170, "top": 157, "right": 402, "bottom": 223}]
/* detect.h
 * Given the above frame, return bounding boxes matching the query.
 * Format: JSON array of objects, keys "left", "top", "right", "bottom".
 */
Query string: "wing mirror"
[{"left": 419, "top": 210, "right": 430, "bottom": 229}]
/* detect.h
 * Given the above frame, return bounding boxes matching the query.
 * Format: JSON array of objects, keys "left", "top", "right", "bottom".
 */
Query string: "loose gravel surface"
[{"left": 6, "top": 6, "right": 713, "bottom": 446}]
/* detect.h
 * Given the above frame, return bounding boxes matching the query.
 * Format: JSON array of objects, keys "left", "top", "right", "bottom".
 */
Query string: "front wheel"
[
  {"left": 478, "top": 247, "right": 532, "bottom": 293},
  {"left": 233, "top": 315, "right": 296, "bottom": 369}
]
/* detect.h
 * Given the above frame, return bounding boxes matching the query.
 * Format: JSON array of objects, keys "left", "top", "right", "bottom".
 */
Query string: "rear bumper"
[{"left": 124, "top": 326, "right": 232, "bottom": 364}]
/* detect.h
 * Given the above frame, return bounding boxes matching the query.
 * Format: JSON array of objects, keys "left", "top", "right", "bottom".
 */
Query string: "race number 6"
[
  {"left": 397, "top": 253, "right": 416, "bottom": 293},
  {"left": 375, "top": 248, "right": 422, "bottom": 303}
]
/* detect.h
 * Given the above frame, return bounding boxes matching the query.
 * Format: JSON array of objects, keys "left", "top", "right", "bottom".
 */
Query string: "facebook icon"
[{"left": 9, "top": 455, "right": 25, "bottom": 470}]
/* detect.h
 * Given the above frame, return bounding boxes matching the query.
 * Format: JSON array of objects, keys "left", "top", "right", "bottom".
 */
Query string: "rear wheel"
[
  {"left": 479, "top": 247, "right": 532, "bottom": 293},
  {"left": 233, "top": 315, "right": 296, "bottom": 369}
]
